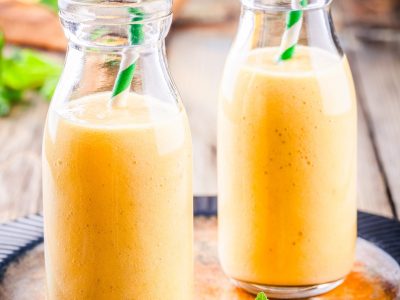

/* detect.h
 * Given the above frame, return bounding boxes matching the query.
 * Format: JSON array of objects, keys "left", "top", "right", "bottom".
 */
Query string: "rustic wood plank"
[
  {"left": 333, "top": 0, "right": 400, "bottom": 31},
  {"left": 348, "top": 43, "right": 400, "bottom": 219},
  {"left": 347, "top": 43, "right": 394, "bottom": 217},
  {"left": 356, "top": 100, "right": 393, "bottom": 217},
  {"left": 174, "top": 0, "right": 239, "bottom": 26},
  {"left": 0, "top": 97, "right": 48, "bottom": 222},
  {"left": 168, "top": 25, "right": 235, "bottom": 195},
  {"left": 1, "top": 218, "right": 399, "bottom": 299}
]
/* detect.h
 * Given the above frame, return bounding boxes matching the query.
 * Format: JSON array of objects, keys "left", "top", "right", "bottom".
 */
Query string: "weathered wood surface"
[
  {"left": 348, "top": 44, "right": 400, "bottom": 219},
  {"left": 336, "top": 0, "right": 400, "bottom": 29},
  {"left": 0, "top": 0, "right": 399, "bottom": 221},
  {"left": 1, "top": 218, "right": 399, "bottom": 300},
  {"left": 356, "top": 104, "right": 392, "bottom": 217},
  {"left": 0, "top": 97, "right": 47, "bottom": 222}
]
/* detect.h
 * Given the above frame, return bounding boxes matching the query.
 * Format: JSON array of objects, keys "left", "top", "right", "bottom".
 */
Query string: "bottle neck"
[
  {"left": 52, "top": 38, "right": 177, "bottom": 108},
  {"left": 220, "top": 1, "right": 343, "bottom": 100},
  {"left": 61, "top": 39, "right": 169, "bottom": 92},
  {"left": 62, "top": 15, "right": 172, "bottom": 50},
  {"left": 52, "top": 1, "right": 180, "bottom": 110},
  {"left": 234, "top": 2, "right": 342, "bottom": 56}
]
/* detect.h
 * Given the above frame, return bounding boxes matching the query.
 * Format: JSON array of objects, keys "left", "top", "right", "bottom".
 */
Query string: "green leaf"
[
  {"left": 2, "top": 87, "right": 22, "bottom": 103},
  {"left": 255, "top": 292, "right": 268, "bottom": 300},
  {"left": 0, "top": 86, "right": 22, "bottom": 116},
  {"left": 0, "top": 31, "right": 60, "bottom": 116},
  {"left": 40, "top": 0, "right": 58, "bottom": 12},
  {"left": 2, "top": 49, "right": 61, "bottom": 91},
  {"left": 0, "top": 94, "right": 11, "bottom": 116}
]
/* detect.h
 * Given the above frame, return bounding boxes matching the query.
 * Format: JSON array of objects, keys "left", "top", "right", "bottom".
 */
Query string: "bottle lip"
[
  {"left": 59, "top": 0, "right": 172, "bottom": 25},
  {"left": 241, "top": 0, "right": 333, "bottom": 12}
]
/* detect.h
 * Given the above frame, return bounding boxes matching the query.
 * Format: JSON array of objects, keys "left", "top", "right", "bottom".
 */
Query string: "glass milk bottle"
[
  {"left": 42, "top": 1, "right": 193, "bottom": 299},
  {"left": 218, "top": 0, "right": 357, "bottom": 298}
]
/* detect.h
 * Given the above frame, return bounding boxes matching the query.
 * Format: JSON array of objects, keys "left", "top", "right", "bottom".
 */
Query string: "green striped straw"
[
  {"left": 110, "top": 8, "right": 144, "bottom": 107},
  {"left": 277, "top": 0, "right": 308, "bottom": 61}
]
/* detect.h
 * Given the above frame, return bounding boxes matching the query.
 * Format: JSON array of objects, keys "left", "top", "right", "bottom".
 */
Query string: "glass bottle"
[
  {"left": 218, "top": 0, "right": 357, "bottom": 298},
  {"left": 42, "top": 1, "right": 193, "bottom": 299}
]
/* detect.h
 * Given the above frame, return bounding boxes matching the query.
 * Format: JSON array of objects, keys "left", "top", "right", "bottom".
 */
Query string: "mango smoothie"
[
  {"left": 43, "top": 93, "right": 192, "bottom": 299},
  {"left": 218, "top": 47, "right": 357, "bottom": 286}
]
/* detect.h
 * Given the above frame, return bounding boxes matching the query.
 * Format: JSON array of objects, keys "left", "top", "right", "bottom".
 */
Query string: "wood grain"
[
  {"left": 0, "top": 97, "right": 48, "bottom": 222},
  {"left": 355, "top": 75, "right": 393, "bottom": 218},
  {"left": 168, "top": 25, "right": 234, "bottom": 195},
  {"left": 173, "top": 0, "right": 239, "bottom": 27},
  {"left": 1, "top": 218, "right": 399, "bottom": 299},
  {"left": 334, "top": 0, "right": 400, "bottom": 30},
  {"left": 349, "top": 44, "right": 400, "bottom": 218}
]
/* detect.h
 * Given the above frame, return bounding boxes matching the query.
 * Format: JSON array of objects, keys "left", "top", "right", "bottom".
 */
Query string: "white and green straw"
[
  {"left": 110, "top": 8, "right": 144, "bottom": 107},
  {"left": 277, "top": 0, "right": 308, "bottom": 61}
]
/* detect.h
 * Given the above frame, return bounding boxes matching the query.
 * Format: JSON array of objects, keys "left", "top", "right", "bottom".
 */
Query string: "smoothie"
[
  {"left": 43, "top": 93, "right": 192, "bottom": 299},
  {"left": 218, "top": 47, "right": 357, "bottom": 286}
]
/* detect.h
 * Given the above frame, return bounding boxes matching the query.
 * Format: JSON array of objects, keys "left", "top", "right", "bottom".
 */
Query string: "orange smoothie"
[
  {"left": 43, "top": 93, "right": 192, "bottom": 299},
  {"left": 218, "top": 47, "right": 357, "bottom": 286}
]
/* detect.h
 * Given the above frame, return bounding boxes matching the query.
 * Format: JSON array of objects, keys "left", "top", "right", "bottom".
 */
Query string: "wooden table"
[{"left": 0, "top": 0, "right": 399, "bottom": 221}]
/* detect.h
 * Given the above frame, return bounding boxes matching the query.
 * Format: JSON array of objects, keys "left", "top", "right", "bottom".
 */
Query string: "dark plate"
[{"left": 1, "top": 196, "right": 400, "bottom": 278}]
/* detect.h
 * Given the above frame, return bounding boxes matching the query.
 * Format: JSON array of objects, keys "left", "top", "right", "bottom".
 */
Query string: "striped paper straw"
[
  {"left": 277, "top": 0, "right": 308, "bottom": 61},
  {"left": 110, "top": 8, "right": 144, "bottom": 107}
]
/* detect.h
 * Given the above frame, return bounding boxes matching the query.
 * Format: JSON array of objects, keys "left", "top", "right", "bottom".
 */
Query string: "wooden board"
[
  {"left": 348, "top": 44, "right": 400, "bottom": 218},
  {"left": 0, "top": 97, "right": 48, "bottom": 222},
  {"left": 334, "top": 0, "right": 400, "bottom": 32},
  {"left": 354, "top": 67, "right": 393, "bottom": 218},
  {"left": 0, "top": 217, "right": 399, "bottom": 299},
  {"left": 168, "top": 26, "right": 234, "bottom": 195}
]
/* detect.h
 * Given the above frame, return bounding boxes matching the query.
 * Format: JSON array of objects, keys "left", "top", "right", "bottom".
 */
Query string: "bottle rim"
[
  {"left": 59, "top": 0, "right": 172, "bottom": 25},
  {"left": 241, "top": 0, "right": 333, "bottom": 12}
]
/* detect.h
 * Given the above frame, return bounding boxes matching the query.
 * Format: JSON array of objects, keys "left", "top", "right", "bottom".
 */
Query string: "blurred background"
[{"left": 0, "top": 0, "right": 399, "bottom": 221}]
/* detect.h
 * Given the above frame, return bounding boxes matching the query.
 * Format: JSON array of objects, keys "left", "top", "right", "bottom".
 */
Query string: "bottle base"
[{"left": 231, "top": 277, "right": 344, "bottom": 299}]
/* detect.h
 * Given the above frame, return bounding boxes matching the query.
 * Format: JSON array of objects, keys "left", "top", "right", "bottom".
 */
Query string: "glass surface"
[
  {"left": 42, "top": 1, "right": 193, "bottom": 299},
  {"left": 217, "top": 0, "right": 357, "bottom": 298}
]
